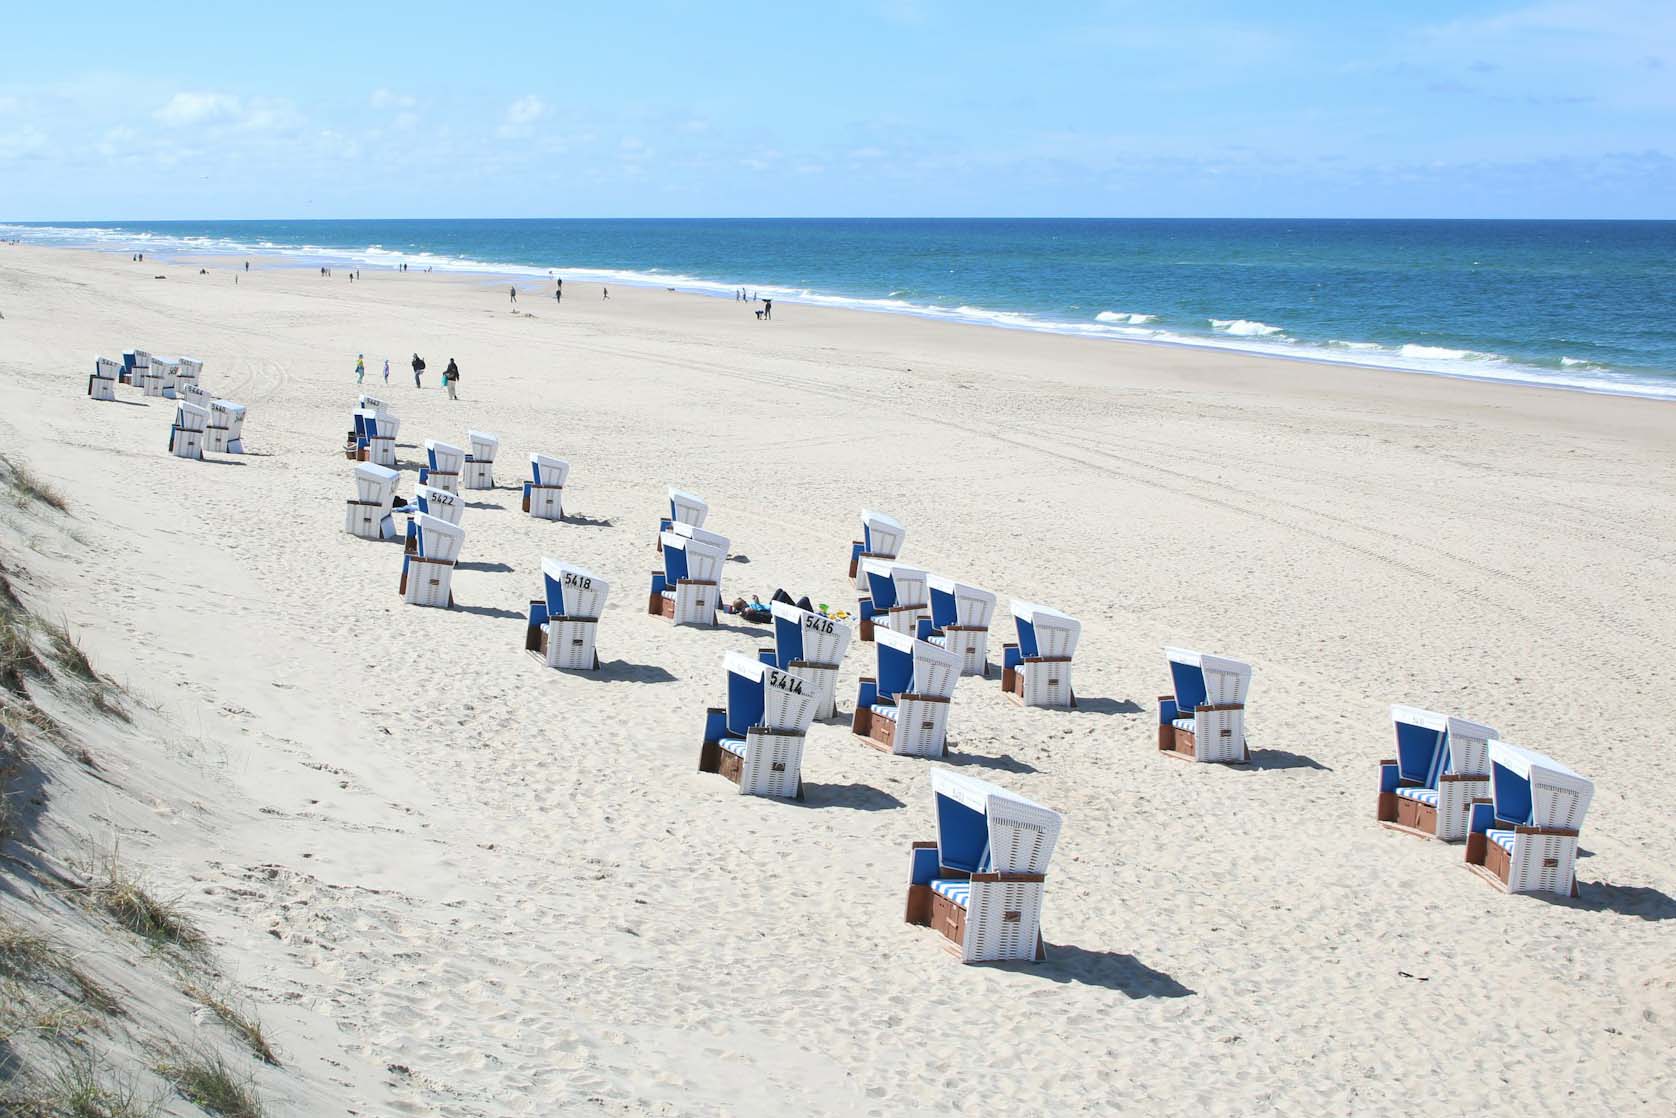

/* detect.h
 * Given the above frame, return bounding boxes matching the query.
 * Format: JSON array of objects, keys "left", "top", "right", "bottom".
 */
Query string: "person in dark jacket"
[
  {"left": 444, "top": 358, "right": 460, "bottom": 400},
  {"left": 411, "top": 353, "right": 426, "bottom": 388}
]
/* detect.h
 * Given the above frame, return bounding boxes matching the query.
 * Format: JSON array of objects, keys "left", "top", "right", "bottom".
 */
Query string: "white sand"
[{"left": 2, "top": 243, "right": 1674, "bottom": 1115}]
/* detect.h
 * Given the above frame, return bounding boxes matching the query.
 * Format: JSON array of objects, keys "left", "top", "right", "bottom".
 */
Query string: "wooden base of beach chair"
[
  {"left": 1156, "top": 722, "right": 1249, "bottom": 764},
  {"left": 905, "top": 873, "right": 1048, "bottom": 964},
  {"left": 645, "top": 582, "right": 716, "bottom": 626},
  {"left": 1464, "top": 823, "right": 1581, "bottom": 897},
  {"left": 399, "top": 561, "right": 455, "bottom": 609},
  {"left": 851, "top": 699, "right": 947, "bottom": 757},
  {"left": 462, "top": 461, "right": 494, "bottom": 490},
  {"left": 169, "top": 429, "right": 204, "bottom": 460},
  {"left": 525, "top": 618, "right": 600, "bottom": 671},
  {"left": 1378, "top": 794, "right": 1439, "bottom": 840},
  {"left": 698, "top": 725, "right": 805, "bottom": 799},
  {"left": 851, "top": 706, "right": 897, "bottom": 752},
  {"left": 858, "top": 617, "right": 875, "bottom": 642},
  {"left": 1001, "top": 661, "right": 1076, "bottom": 708},
  {"left": 344, "top": 500, "right": 390, "bottom": 540},
  {"left": 524, "top": 485, "right": 564, "bottom": 520},
  {"left": 88, "top": 376, "right": 116, "bottom": 401}
]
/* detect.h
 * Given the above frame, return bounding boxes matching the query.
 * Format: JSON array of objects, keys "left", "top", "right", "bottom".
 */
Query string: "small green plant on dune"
[
  {"left": 44, "top": 1048, "right": 162, "bottom": 1118},
  {"left": 154, "top": 1045, "right": 265, "bottom": 1118},
  {"left": 82, "top": 851, "right": 205, "bottom": 954},
  {"left": 0, "top": 455, "right": 68, "bottom": 513},
  {"left": 182, "top": 983, "right": 279, "bottom": 1067}
]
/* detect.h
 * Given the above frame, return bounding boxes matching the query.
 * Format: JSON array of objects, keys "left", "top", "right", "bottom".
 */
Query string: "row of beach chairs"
[{"left": 86, "top": 351, "right": 247, "bottom": 460}]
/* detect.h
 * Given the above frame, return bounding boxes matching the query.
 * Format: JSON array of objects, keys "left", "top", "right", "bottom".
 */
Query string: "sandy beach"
[{"left": 2, "top": 243, "right": 1674, "bottom": 1116}]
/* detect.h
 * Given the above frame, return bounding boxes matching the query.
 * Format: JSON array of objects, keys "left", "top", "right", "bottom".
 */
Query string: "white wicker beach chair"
[
  {"left": 648, "top": 526, "right": 727, "bottom": 626},
  {"left": 905, "top": 771, "right": 1063, "bottom": 964},
  {"left": 399, "top": 513, "right": 463, "bottom": 608},
  {"left": 851, "top": 627, "right": 961, "bottom": 757},
  {"left": 88, "top": 357, "right": 120, "bottom": 401},
  {"left": 420, "top": 440, "right": 465, "bottom": 493},
  {"left": 858, "top": 559, "right": 929, "bottom": 642},
  {"left": 524, "top": 453, "right": 570, "bottom": 521},
  {"left": 178, "top": 383, "right": 212, "bottom": 410},
  {"left": 168, "top": 401, "right": 209, "bottom": 459},
  {"left": 206, "top": 400, "right": 246, "bottom": 453},
  {"left": 410, "top": 483, "right": 464, "bottom": 525},
  {"left": 656, "top": 488, "right": 708, "bottom": 551},
  {"left": 1158, "top": 646, "right": 1251, "bottom": 762},
  {"left": 121, "top": 349, "right": 150, "bottom": 385},
  {"left": 1001, "top": 601, "right": 1081, "bottom": 707},
  {"left": 358, "top": 393, "right": 392, "bottom": 416},
  {"left": 699, "top": 651, "right": 819, "bottom": 798},
  {"left": 344, "top": 462, "right": 399, "bottom": 540},
  {"left": 350, "top": 408, "right": 398, "bottom": 467},
  {"left": 463, "top": 430, "right": 499, "bottom": 490},
  {"left": 849, "top": 508, "right": 906, "bottom": 588},
  {"left": 1378, "top": 707, "right": 1499, "bottom": 842},
  {"left": 920, "top": 576, "right": 997, "bottom": 677},
  {"left": 140, "top": 359, "right": 166, "bottom": 397},
  {"left": 759, "top": 601, "right": 852, "bottom": 720},
  {"left": 152, "top": 357, "right": 181, "bottom": 398},
  {"left": 525, "top": 559, "right": 608, "bottom": 670},
  {"left": 1465, "top": 741, "right": 1592, "bottom": 896},
  {"left": 174, "top": 357, "right": 201, "bottom": 396}
]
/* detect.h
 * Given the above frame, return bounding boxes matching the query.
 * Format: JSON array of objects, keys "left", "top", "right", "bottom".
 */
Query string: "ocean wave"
[
  {"left": 5, "top": 221, "right": 1673, "bottom": 401},
  {"left": 1210, "top": 318, "right": 1284, "bottom": 337}
]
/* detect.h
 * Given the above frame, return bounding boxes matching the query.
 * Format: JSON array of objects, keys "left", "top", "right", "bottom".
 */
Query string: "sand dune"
[{"left": 1, "top": 244, "right": 1673, "bottom": 1116}]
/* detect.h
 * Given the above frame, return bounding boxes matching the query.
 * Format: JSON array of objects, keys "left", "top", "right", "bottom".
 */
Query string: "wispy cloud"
[
  {"left": 497, "top": 94, "right": 547, "bottom": 138},
  {"left": 154, "top": 91, "right": 241, "bottom": 127}
]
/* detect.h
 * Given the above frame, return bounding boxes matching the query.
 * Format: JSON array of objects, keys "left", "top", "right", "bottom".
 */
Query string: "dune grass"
[
  {"left": 84, "top": 852, "right": 205, "bottom": 954},
  {"left": 183, "top": 983, "right": 279, "bottom": 1067},
  {"left": 0, "top": 455, "right": 68, "bottom": 513},
  {"left": 155, "top": 1046, "right": 265, "bottom": 1118}
]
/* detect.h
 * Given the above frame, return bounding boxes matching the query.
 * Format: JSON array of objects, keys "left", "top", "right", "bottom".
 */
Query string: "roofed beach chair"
[
  {"left": 174, "top": 357, "right": 202, "bottom": 396},
  {"left": 1377, "top": 707, "right": 1499, "bottom": 842},
  {"left": 168, "top": 401, "right": 208, "bottom": 460},
  {"left": 1002, "top": 601, "right": 1081, "bottom": 707},
  {"left": 525, "top": 559, "right": 607, "bottom": 670},
  {"left": 178, "top": 383, "right": 213, "bottom": 411},
  {"left": 1465, "top": 741, "right": 1593, "bottom": 896},
  {"left": 699, "top": 651, "right": 818, "bottom": 799},
  {"left": 904, "top": 772, "right": 1062, "bottom": 964},
  {"left": 852, "top": 628, "right": 961, "bottom": 757},
  {"left": 759, "top": 601, "right": 852, "bottom": 720},
  {"left": 858, "top": 559, "right": 929, "bottom": 642},
  {"left": 88, "top": 357, "right": 120, "bottom": 401},
  {"left": 1157, "top": 647, "right": 1251, "bottom": 763},
  {"left": 140, "top": 359, "right": 166, "bottom": 397},
  {"left": 657, "top": 488, "right": 707, "bottom": 551},
  {"left": 919, "top": 576, "right": 997, "bottom": 677},
  {"left": 419, "top": 440, "right": 465, "bottom": 493},
  {"left": 350, "top": 409, "right": 398, "bottom": 467},
  {"left": 463, "top": 430, "right": 499, "bottom": 490},
  {"left": 152, "top": 357, "right": 181, "bottom": 398},
  {"left": 121, "top": 349, "right": 150, "bottom": 385},
  {"left": 344, "top": 462, "right": 400, "bottom": 540},
  {"left": 206, "top": 400, "right": 246, "bottom": 453},
  {"left": 648, "top": 525, "right": 726, "bottom": 626},
  {"left": 402, "top": 484, "right": 464, "bottom": 556},
  {"left": 398, "top": 513, "right": 463, "bottom": 608},
  {"left": 524, "top": 453, "right": 569, "bottom": 520},
  {"left": 850, "top": 508, "right": 905, "bottom": 587}
]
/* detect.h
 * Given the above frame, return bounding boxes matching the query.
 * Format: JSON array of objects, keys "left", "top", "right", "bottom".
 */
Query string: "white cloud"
[
  {"left": 370, "top": 88, "right": 417, "bottom": 110},
  {"left": 498, "top": 95, "right": 547, "bottom": 138},
  {"left": 154, "top": 92, "right": 242, "bottom": 127}
]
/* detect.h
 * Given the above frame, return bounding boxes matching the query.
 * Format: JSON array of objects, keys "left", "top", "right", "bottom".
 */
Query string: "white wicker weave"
[
  {"left": 423, "top": 440, "right": 465, "bottom": 493},
  {"left": 463, "top": 430, "right": 499, "bottom": 489},
  {"left": 345, "top": 462, "right": 399, "bottom": 540},
  {"left": 169, "top": 402, "right": 208, "bottom": 459}
]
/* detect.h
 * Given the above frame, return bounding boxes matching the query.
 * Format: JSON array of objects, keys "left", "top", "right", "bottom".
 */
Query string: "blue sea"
[{"left": 6, "top": 218, "right": 1675, "bottom": 398}]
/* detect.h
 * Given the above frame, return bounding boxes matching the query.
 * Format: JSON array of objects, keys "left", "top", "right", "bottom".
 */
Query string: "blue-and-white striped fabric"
[
  {"left": 1487, "top": 829, "right": 1517, "bottom": 853},
  {"left": 871, "top": 703, "right": 900, "bottom": 721},
  {"left": 931, "top": 879, "right": 971, "bottom": 907},
  {"left": 1395, "top": 787, "right": 1440, "bottom": 806},
  {"left": 1171, "top": 717, "right": 1195, "bottom": 732},
  {"left": 718, "top": 736, "right": 747, "bottom": 757}
]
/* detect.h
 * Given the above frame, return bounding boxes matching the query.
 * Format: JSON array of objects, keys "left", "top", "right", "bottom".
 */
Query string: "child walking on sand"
[{"left": 355, "top": 354, "right": 365, "bottom": 383}]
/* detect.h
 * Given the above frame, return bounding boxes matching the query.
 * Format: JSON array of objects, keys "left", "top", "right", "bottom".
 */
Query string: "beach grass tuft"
[
  {"left": 86, "top": 853, "right": 205, "bottom": 953},
  {"left": 44, "top": 1048, "right": 162, "bottom": 1118},
  {"left": 155, "top": 1046, "right": 265, "bottom": 1118},
  {"left": 183, "top": 983, "right": 279, "bottom": 1067},
  {"left": 1, "top": 455, "right": 68, "bottom": 513}
]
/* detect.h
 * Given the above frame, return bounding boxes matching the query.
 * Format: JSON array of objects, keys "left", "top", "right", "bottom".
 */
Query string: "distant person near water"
[
  {"left": 510, "top": 285, "right": 517, "bottom": 306},
  {"left": 763, "top": 298, "right": 772, "bottom": 320},
  {"left": 411, "top": 353, "right": 426, "bottom": 388},
  {"left": 382, "top": 357, "right": 390, "bottom": 384},
  {"left": 555, "top": 278, "right": 562, "bottom": 304},
  {"left": 602, "top": 286, "right": 609, "bottom": 300},
  {"left": 355, "top": 354, "right": 365, "bottom": 383},
  {"left": 443, "top": 358, "right": 460, "bottom": 400}
]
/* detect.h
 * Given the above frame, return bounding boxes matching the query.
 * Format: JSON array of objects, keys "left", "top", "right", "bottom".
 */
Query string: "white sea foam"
[
  {"left": 5, "top": 221, "right": 1673, "bottom": 401},
  {"left": 1210, "top": 318, "right": 1284, "bottom": 337}
]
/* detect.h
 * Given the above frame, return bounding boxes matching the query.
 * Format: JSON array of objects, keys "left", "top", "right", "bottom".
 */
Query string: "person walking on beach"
[
  {"left": 602, "top": 286, "right": 609, "bottom": 300},
  {"left": 411, "top": 352, "right": 425, "bottom": 388},
  {"left": 382, "top": 357, "right": 390, "bottom": 384},
  {"left": 355, "top": 354, "right": 366, "bottom": 383},
  {"left": 555, "top": 277, "right": 563, "bottom": 304},
  {"left": 509, "top": 285, "right": 517, "bottom": 307},
  {"left": 443, "top": 358, "right": 460, "bottom": 400},
  {"left": 244, "top": 260, "right": 249, "bottom": 272},
  {"left": 762, "top": 298, "right": 772, "bottom": 320}
]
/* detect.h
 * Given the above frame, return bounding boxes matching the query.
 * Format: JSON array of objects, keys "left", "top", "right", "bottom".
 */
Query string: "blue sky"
[{"left": 2, "top": 1, "right": 1672, "bottom": 218}]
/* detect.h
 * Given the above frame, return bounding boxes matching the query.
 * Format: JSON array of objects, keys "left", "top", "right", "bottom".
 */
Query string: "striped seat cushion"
[
  {"left": 660, "top": 589, "right": 676, "bottom": 600},
  {"left": 1487, "top": 829, "right": 1517, "bottom": 853},
  {"left": 871, "top": 703, "right": 899, "bottom": 721},
  {"left": 927, "top": 634, "right": 947, "bottom": 648},
  {"left": 930, "top": 879, "right": 970, "bottom": 908},
  {"left": 1395, "top": 786, "right": 1440, "bottom": 806},
  {"left": 1171, "top": 717, "right": 1195, "bottom": 732},
  {"left": 717, "top": 736, "right": 747, "bottom": 757}
]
